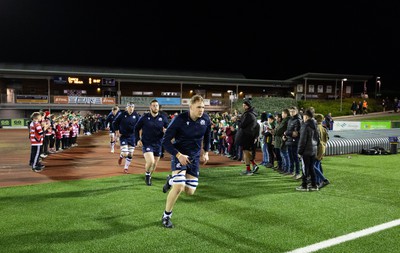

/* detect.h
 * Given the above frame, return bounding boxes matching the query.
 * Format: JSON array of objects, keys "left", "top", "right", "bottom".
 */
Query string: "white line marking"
[{"left": 286, "top": 219, "right": 400, "bottom": 253}]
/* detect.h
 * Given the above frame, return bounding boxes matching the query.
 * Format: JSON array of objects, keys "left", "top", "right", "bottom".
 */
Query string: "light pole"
[
  {"left": 340, "top": 78, "right": 347, "bottom": 112},
  {"left": 378, "top": 80, "right": 381, "bottom": 94},
  {"left": 378, "top": 80, "right": 381, "bottom": 95},
  {"left": 227, "top": 90, "right": 234, "bottom": 113},
  {"left": 376, "top": 76, "right": 381, "bottom": 98}
]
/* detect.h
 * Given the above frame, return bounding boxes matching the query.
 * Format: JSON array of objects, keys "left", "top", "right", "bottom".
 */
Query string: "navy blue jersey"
[
  {"left": 162, "top": 111, "right": 211, "bottom": 157},
  {"left": 135, "top": 112, "right": 169, "bottom": 146},
  {"left": 105, "top": 110, "right": 120, "bottom": 132},
  {"left": 112, "top": 110, "right": 140, "bottom": 137}
]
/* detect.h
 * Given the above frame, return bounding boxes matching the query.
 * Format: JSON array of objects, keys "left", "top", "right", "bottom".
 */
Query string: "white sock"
[
  {"left": 124, "top": 158, "right": 131, "bottom": 169},
  {"left": 163, "top": 211, "right": 172, "bottom": 218}
]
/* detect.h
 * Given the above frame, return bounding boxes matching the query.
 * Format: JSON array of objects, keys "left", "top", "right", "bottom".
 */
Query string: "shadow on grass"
[
  {"left": 0, "top": 214, "right": 156, "bottom": 249},
  {"left": 0, "top": 184, "right": 133, "bottom": 203},
  {"left": 185, "top": 167, "right": 300, "bottom": 202},
  {"left": 179, "top": 217, "right": 287, "bottom": 253}
]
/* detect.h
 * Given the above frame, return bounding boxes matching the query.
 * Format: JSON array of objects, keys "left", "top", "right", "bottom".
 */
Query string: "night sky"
[{"left": 1, "top": 1, "right": 399, "bottom": 89}]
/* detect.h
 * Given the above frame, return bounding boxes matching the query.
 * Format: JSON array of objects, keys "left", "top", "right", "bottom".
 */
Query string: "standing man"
[
  {"left": 235, "top": 98, "right": 258, "bottom": 175},
  {"left": 285, "top": 106, "right": 302, "bottom": 179},
  {"left": 135, "top": 99, "right": 169, "bottom": 186},
  {"left": 324, "top": 112, "right": 334, "bottom": 130},
  {"left": 105, "top": 105, "right": 120, "bottom": 153},
  {"left": 113, "top": 103, "right": 140, "bottom": 174},
  {"left": 296, "top": 108, "right": 319, "bottom": 191},
  {"left": 160, "top": 95, "right": 211, "bottom": 228},
  {"left": 264, "top": 114, "right": 276, "bottom": 168}
]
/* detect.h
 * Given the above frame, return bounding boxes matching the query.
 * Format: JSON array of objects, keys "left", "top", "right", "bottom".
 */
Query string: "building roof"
[
  {"left": 286, "top": 72, "right": 374, "bottom": 82},
  {"left": 0, "top": 63, "right": 375, "bottom": 87},
  {"left": 0, "top": 62, "right": 292, "bottom": 87}
]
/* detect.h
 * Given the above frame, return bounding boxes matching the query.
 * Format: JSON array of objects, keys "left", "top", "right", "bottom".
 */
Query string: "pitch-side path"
[{"left": 0, "top": 129, "right": 245, "bottom": 188}]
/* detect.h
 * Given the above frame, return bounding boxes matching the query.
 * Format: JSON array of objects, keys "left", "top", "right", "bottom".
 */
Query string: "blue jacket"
[
  {"left": 135, "top": 112, "right": 169, "bottom": 145},
  {"left": 112, "top": 110, "right": 140, "bottom": 137},
  {"left": 162, "top": 111, "right": 211, "bottom": 157},
  {"left": 105, "top": 110, "right": 120, "bottom": 131}
]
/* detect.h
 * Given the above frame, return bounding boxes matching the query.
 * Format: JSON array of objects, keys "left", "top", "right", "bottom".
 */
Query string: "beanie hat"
[{"left": 243, "top": 98, "right": 252, "bottom": 107}]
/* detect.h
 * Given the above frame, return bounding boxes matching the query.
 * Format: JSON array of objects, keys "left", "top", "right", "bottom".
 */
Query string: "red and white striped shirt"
[{"left": 30, "top": 121, "right": 44, "bottom": 146}]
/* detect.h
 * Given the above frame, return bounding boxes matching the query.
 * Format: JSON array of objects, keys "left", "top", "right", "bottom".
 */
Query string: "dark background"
[{"left": 1, "top": 1, "right": 399, "bottom": 91}]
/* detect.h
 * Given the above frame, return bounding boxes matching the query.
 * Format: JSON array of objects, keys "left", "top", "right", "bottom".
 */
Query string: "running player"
[
  {"left": 160, "top": 95, "right": 211, "bottom": 228},
  {"left": 113, "top": 103, "right": 140, "bottom": 173},
  {"left": 105, "top": 106, "right": 121, "bottom": 153},
  {"left": 135, "top": 100, "right": 169, "bottom": 186}
]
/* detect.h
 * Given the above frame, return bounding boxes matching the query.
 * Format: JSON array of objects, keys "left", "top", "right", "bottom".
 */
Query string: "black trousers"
[
  {"left": 301, "top": 155, "right": 317, "bottom": 187},
  {"left": 30, "top": 145, "right": 42, "bottom": 167}
]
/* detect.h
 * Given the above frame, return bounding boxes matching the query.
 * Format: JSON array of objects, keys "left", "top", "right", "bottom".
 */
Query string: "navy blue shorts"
[
  {"left": 171, "top": 155, "right": 200, "bottom": 178},
  {"left": 142, "top": 144, "right": 162, "bottom": 157},
  {"left": 119, "top": 135, "right": 135, "bottom": 147}
]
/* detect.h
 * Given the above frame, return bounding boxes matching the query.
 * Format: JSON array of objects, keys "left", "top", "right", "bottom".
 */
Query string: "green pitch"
[{"left": 0, "top": 154, "right": 399, "bottom": 253}]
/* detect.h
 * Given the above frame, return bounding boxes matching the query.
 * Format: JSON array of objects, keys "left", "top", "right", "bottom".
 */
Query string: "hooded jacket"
[
  {"left": 235, "top": 106, "right": 258, "bottom": 144},
  {"left": 298, "top": 118, "right": 319, "bottom": 157}
]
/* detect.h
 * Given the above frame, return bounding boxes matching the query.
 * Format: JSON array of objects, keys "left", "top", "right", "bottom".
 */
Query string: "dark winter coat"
[
  {"left": 298, "top": 118, "right": 319, "bottom": 157},
  {"left": 285, "top": 114, "right": 302, "bottom": 146},
  {"left": 235, "top": 107, "right": 258, "bottom": 148}
]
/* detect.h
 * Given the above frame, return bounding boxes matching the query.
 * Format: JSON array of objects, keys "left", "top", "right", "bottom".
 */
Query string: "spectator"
[
  {"left": 314, "top": 114, "right": 330, "bottom": 189},
  {"left": 362, "top": 100, "right": 368, "bottom": 114},
  {"left": 296, "top": 108, "right": 319, "bottom": 191},
  {"left": 324, "top": 113, "right": 334, "bottom": 130},
  {"left": 235, "top": 98, "right": 258, "bottom": 175},
  {"left": 382, "top": 98, "right": 387, "bottom": 112},
  {"left": 351, "top": 101, "right": 358, "bottom": 116},
  {"left": 284, "top": 106, "right": 303, "bottom": 179}
]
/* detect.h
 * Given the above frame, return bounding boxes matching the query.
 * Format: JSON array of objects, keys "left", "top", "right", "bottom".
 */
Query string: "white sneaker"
[{"left": 111, "top": 148, "right": 114, "bottom": 153}]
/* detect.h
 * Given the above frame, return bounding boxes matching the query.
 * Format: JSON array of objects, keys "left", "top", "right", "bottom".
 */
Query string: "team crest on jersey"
[
  {"left": 148, "top": 117, "right": 150, "bottom": 120},
  {"left": 176, "top": 163, "right": 182, "bottom": 169},
  {"left": 132, "top": 115, "right": 136, "bottom": 119},
  {"left": 158, "top": 117, "right": 162, "bottom": 121},
  {"left": 186, "top": 121, "right": 189, "bottom": 125},
  {"left": 146, "top": 147, "right": 151, "bottom": 151},
  {"left": 121, "top": 141, "right": 126, "bottom": 145},
  {"left": 200, "top": 119, "right": 205, "bottom": 125}
]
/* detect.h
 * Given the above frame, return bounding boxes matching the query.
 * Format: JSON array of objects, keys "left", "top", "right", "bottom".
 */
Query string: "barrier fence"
[{"left": 326, "top": 137, "right": 399, "bottom": 156}]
